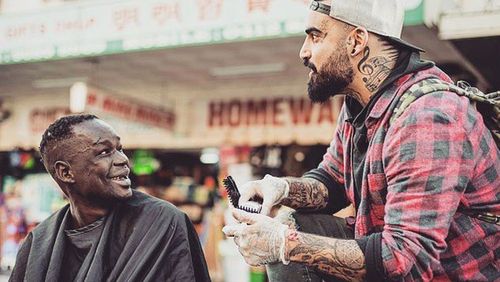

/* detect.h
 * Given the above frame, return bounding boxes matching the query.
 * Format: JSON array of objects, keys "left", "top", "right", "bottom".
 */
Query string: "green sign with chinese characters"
[{"left": 0, "top": 0, "right": 426, "bottom": 65}]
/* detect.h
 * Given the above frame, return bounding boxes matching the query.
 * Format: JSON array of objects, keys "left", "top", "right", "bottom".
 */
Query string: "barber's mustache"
[{"left": 303, "top": 59, "right": 317, "bottom": 73}]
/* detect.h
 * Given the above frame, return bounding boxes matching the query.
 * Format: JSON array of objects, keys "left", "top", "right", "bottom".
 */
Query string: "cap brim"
[{"left": 385, "top": 36, "right": 425, "bottom": 52}]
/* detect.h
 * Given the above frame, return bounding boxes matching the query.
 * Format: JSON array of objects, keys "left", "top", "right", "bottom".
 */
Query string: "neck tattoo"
[{"left": 357, "top": 46, "right": 397, "bottom": 93}]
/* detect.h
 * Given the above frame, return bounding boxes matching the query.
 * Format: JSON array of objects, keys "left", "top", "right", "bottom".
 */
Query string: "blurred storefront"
[
  {"left": 0, "top": 0, "right": 498, "bottom": 280},
  {"left": 434, "top": 0, "right": 500, "bottom": 91}
]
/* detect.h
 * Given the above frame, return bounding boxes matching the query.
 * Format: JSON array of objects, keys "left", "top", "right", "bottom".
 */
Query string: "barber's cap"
[{"left": 310, "top": 0, "right": 424, "bottom": 52}]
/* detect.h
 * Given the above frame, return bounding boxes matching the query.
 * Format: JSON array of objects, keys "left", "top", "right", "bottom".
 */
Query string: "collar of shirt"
[{"left": 65, "top": 216, "right": 106, "bottom": 250}]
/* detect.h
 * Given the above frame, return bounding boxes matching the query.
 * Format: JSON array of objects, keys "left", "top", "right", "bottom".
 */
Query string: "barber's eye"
[
  {"left": 311, "top": 34, "right": 321, "bottom": 42},
  {"left": 100, "top": 149, "right": 110, "bottom": 155}
]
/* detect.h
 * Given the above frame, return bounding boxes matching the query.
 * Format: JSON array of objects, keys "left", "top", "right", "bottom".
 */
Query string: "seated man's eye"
[{"left": 100, "top": 150, "right": 110, "bottom": 155}]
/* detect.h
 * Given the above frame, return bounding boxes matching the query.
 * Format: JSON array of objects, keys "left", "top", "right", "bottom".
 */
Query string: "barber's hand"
[
  {"left": 222, "top": 209, "right": 289, "bottom": 266},
  {"left": 239, "top": 174, "right": 289, "bottom": 216}
]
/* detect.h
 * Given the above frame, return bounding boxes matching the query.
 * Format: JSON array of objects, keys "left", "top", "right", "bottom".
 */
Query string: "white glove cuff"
[
  {"left": 278, "top": 224, "right": 290, "bottom": 265},
  {"left": 282, "top": 179, "right": 290, "bottom": 199},
  {"left": 263, "top": 174, "right": 290, "bottom": 201}
]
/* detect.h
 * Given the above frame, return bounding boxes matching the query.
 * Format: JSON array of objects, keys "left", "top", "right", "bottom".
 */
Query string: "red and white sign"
[
  {"left": 190, "top": 96, "right": 344, "bottom": 146},
  {"left": 86, "top": 90, "right": 175, "bottom": 131},
  {"left": 0, "top": 89, "right": 344, "bottom": 150},
  {"left": 29, "top": 107, "right": 71, "bottom": 134},
  {"left": 0, "top": 94, "right": 71, "bottom": 150},
  {"left": 208, "top": 97, "right": 338, "bottom": 127},
  {"left": 0, "top": 90, "right": 177, "bottom": 150}
]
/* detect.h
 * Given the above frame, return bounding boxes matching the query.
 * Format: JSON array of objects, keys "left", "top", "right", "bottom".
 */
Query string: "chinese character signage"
[
  {"left": 1, "top": 0, "right": 424, "bottom": 64},
  {"left": 0, "top": 0, "right": 308, "bottom": 64}
]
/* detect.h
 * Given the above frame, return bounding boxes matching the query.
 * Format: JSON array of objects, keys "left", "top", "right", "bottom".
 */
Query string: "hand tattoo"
[{"left": 280, "top": 177, "right": 329, "bottom": 211}]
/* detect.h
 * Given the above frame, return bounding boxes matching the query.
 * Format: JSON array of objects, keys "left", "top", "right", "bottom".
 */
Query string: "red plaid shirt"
[{"left": 318, "top": 66, "right": 500, "bottom": 281}]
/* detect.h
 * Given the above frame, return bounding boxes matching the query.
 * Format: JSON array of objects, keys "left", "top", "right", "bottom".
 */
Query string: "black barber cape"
[{"left": 9, "top": 190, "right": 210, "bottom": 282}]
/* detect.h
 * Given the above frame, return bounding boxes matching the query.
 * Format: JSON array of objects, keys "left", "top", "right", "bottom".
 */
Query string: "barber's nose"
[{"left": 299, "top": 39, "right": 311, "bottom": 61}]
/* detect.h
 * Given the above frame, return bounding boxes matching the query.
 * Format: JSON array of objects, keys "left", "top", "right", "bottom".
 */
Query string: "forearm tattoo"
[
  {"left": 280, "top": 177, "right": 329, "bottom": 210},
  {"left": 287, "top": 230, "right": 366, "bottom": 281}
]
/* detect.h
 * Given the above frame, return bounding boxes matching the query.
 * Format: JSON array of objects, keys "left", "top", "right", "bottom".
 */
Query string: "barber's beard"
[{"left": 306, "top": 45, "right": 354, "bottom": 103}]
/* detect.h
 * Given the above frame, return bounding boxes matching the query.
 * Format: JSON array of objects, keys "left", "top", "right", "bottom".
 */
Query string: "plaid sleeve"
[
  {"left": 317, "top": 107, "right": 347, "bottom": 187},
  {"left": 309, "top": 107, "right": 350, "bottom": 211},
  {"left": 379, "top": 92, "right": 495, "bottom": 280}
]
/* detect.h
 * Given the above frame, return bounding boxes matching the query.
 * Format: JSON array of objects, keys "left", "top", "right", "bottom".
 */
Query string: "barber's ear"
[
  {"left": 54, "top": 161, "right": 75, "bottom": 183},
  {"left": 347, "top": 27, "right": 369, "bottom": 56}
]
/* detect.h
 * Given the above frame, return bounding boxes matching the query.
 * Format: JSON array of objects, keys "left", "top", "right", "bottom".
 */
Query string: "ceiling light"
[
  {"left": 200, "top": 148, "right": 219, "bottom": 164},
  {"left": 69, "top": 82, "right": 88, "bottom": 113}
]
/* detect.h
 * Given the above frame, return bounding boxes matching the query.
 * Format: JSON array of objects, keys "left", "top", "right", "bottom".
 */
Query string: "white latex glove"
[
  {"left": 222, "top": 209, "right": 290, "bottom": 266},
  {"left": 238, "top": 174, "right": 290, "bottom": 216}
]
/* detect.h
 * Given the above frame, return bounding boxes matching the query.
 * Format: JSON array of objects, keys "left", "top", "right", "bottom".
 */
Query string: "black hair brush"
[{"left": 223, "top": 176, "right": 262, "bottom": 214}]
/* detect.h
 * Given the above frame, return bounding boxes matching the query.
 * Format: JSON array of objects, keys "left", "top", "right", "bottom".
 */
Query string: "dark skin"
[{"left": 49, "top": 119, "right": 132, "bottom": 229}]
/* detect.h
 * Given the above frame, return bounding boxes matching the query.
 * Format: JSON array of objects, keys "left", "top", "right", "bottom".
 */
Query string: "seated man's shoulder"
[
  {"left": 126, "top": 190, "right": 186, "bottom": 217},
  {"left": 30, "top": 205, "right": 70, "bottom": 237}
]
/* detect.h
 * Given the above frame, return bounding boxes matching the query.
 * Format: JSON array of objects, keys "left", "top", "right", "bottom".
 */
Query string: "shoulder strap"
[
  {"left": 390, "top": 78, "right": 500, "bottom": 127},
  {"left": 389, "top": 78, "right": 447, "bottom": 126}
]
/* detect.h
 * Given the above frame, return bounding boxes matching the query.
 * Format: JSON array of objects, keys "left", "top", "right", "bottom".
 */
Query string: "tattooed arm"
[
  {"left": 280, "top": 177, "right": 329, "bottom": 211},
  {"left": 286, "top": 229, "right": 366, "bottom": 281},
  {"left": 222, "top": 209, "right": 365, "bottom": 281},
  {"left": 239, "top": 175, "right": 331, "bottom": 215}
]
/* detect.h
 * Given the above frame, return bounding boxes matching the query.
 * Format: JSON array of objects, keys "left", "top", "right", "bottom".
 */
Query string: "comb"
[{"left": 223, "top": 176, "right": 262, "bottom": 214}]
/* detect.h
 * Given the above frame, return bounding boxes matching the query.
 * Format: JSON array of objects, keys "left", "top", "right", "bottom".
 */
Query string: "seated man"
[{"left": 10, "top": 114, "right": 210, "bottom": 282}]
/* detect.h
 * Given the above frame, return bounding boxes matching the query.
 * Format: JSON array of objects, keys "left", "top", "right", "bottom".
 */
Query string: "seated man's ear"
[{"left": 54, "top": 161, "right": 75, "bottom": 184}]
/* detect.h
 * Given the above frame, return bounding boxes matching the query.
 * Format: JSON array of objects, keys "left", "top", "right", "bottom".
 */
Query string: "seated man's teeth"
[{"left": 110, "top": 175, "right": 129, "bottom": 181}]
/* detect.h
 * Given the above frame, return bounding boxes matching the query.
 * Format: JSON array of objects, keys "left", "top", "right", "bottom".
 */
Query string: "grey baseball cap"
[{"left": 310, "top": 0, "right": 424, "bottom": 52}]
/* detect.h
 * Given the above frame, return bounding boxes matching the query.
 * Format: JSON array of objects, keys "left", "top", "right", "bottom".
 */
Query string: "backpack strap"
[
  {"left": 390, "top": 79, "right": 500, "bottom": 138},
  {"left": 389, "top": 78, "right": 449, "bottom": 126}
]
